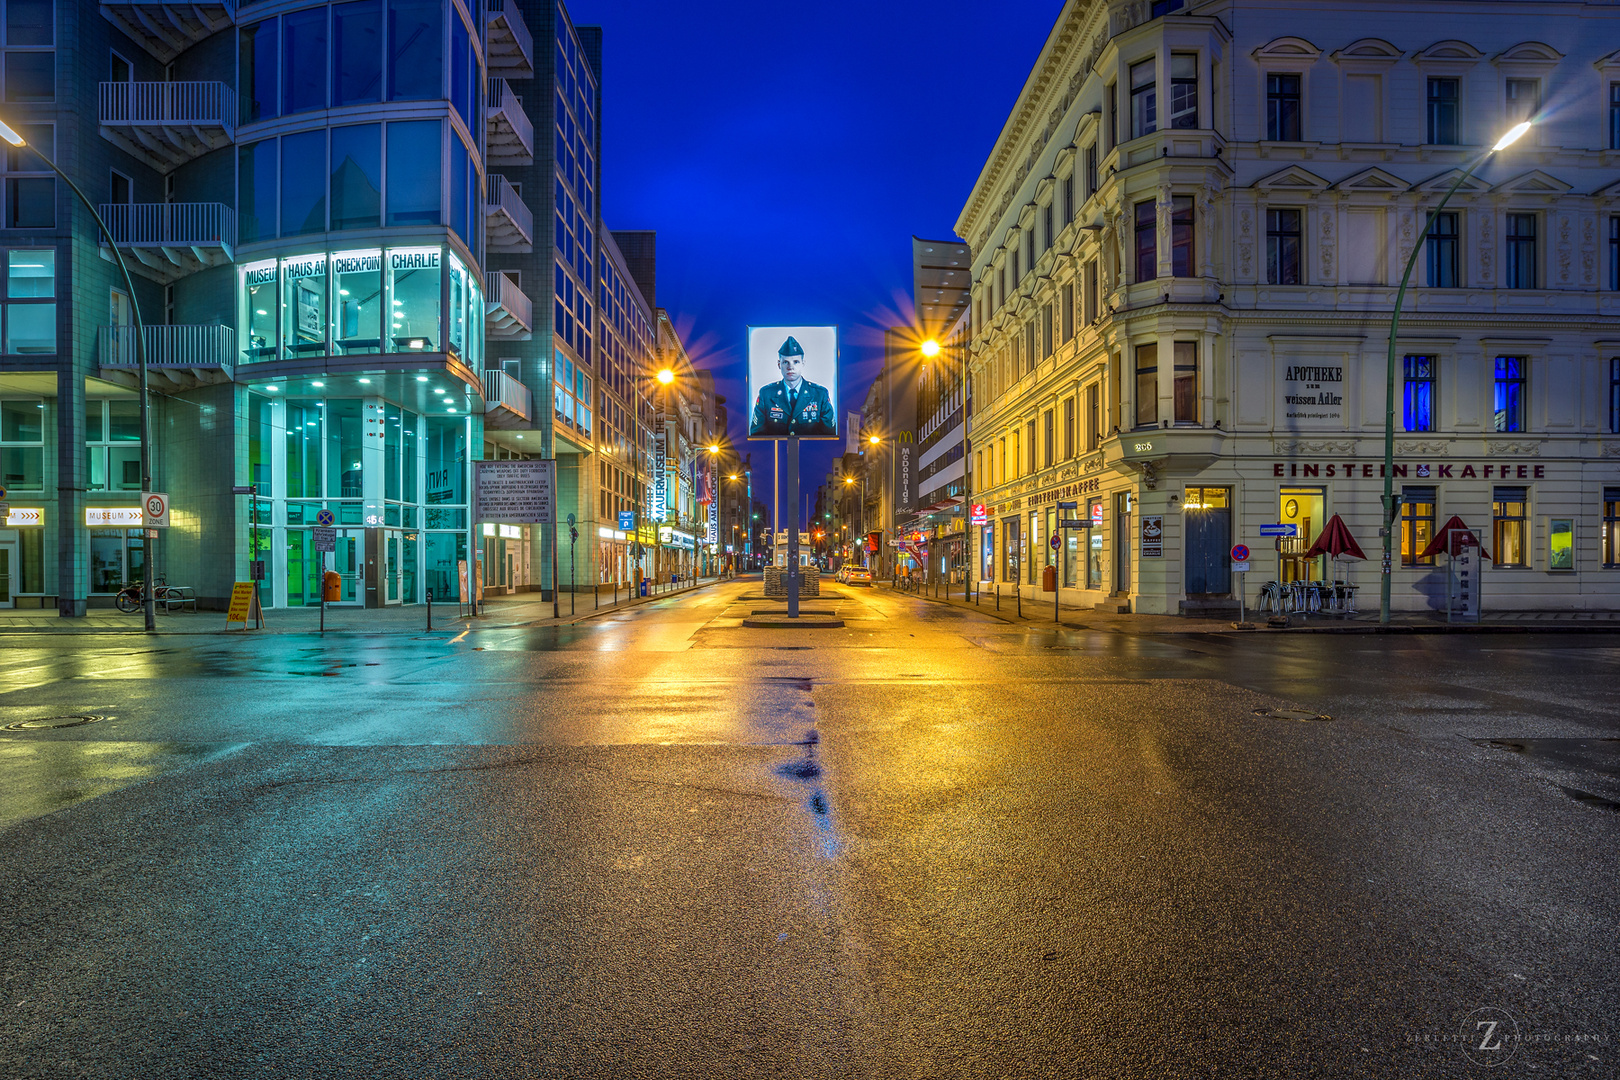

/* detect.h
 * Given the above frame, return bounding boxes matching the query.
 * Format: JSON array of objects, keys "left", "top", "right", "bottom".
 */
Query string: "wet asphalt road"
[{"left": 0, "top": 580, "right": 1616, "bottom": 1079}]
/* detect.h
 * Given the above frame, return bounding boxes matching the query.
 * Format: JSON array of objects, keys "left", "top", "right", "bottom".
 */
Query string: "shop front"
[
  {"left": 482, "top": 523, "right": 532, "bottom": 596},
  {"left": 0, "top": 506, "right": 45, "bottom": 608}
]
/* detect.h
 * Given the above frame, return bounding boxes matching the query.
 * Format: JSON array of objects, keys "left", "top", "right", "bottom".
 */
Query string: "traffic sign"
[
  {"left": 1058, "top": 518, "right": 1088, "bottom": 529},
  {"left": 0, "top": 484, "right": 10, "bottom": 499},
  {"left": 618, "top": 511, "right": 635, "bottom": 531},
  {"left": 142, "top": 491, "right": 170, "bottom": 528},
  {"left": 1259, "top": 523, "right": 1298, "bottom": 537},
  {"left": 1231, "top": 544, "right": 1251, "bottom": 562},
  {"left": 231, "top": 485, "right": 254, "bottom": 496},
  {"left": 1056, "top": 501, "right": 1078, "bottom": 510},
  {"left": 1050, "top": 535, "right": 1060, "bottom": 550},
  {"left": 315, "top": 509, "right": 335, "bottom": 527},
  {"left": 1232, "top": 560, "right": 1251, "bottom": 573},
  {"left": 312, "top": 526, "right": 336, "bottom": 552}
]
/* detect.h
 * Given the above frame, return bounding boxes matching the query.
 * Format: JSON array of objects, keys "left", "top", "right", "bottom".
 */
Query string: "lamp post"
[
  {"left": 1379, "top": 120, "right": 1530, "bottom": 625},
  {"left": 0, "top": 119, "right": 156, "bottom": 631}
]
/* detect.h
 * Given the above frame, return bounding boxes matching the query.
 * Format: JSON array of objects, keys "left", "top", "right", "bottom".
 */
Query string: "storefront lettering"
[
  {"left": 1272, "top": 462, "right": 1547, "bottom": 480},
  {"left": 1029, "top": 478, "right": 1103, "bottom": 506},
  {"left": 332, "top": 253, "right": 382, "bottom": 274},
  {"left": 244, "top": 263, "right": 277, "bottom": 286},
  {"left": 283, "top": 257, "right": 325, "bottom": 280},
  {"left": 391, "top": 251, "right": 440, "bottom": 270}
]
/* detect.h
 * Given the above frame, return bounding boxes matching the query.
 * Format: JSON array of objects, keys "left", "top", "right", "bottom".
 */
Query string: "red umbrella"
[
  {"left": 1418, "top": 515, "right": 1493, "bottom": 561},
  {"left": 1304, "top": 514, "right": 1366, "bottom": 560}
]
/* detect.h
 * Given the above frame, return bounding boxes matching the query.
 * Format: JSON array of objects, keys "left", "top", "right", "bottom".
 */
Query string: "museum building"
[{"left": 960, "top": 0, "right": 1620, "bottom": 615}]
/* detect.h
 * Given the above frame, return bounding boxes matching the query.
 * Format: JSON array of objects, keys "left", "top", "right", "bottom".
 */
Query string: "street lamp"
[
  {"left": 921, "top": 336, "right": 971, "bottom": 602},
  {"left": 1379, "top": 119, "right": 1531, "bottom": 625},
  {"left": 0, "top": 118, "right": 157, "bottom": 630}
]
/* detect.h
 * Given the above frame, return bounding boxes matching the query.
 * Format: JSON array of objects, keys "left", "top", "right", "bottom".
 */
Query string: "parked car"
[{"left": 845, "top": 566, "right": 872, "bottom": 586}]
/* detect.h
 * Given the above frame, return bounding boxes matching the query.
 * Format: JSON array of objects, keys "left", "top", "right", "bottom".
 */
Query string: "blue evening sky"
[{"left": 567, "top": 0, "right": 1059, "bottom": 519}]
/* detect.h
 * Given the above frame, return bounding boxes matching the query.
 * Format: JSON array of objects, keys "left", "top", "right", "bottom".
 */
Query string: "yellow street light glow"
[
  {"left": 0, "top": 121, "right": 24, "bottom": 147},
  {"left": 868, "top": 435, "right": 880, "bottom": 445},
  {"left": 844, "top": 477, "right": 854, "bottom": 485},
  {"left": 1493, "top": 121, "right": 1532, "bottom": 151},
  {"left": 656, "top": 368, "right": 674, "bottom": 385},
  {"left": 707, "top": 444, "right": 720, "bottom": 453},
  {"left": 919, "top": 339, "right": 940, "bottom": 358}
]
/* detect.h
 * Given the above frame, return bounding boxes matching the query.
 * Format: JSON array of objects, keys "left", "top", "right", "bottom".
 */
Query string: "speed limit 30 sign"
[{"left": 142, "top": 491, "right": 170, "bottom": 528}]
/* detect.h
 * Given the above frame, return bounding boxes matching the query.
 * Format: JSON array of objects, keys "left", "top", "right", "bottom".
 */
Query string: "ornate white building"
[{"left": 959, "top": 0, "right": 1620, "bottom": 615}]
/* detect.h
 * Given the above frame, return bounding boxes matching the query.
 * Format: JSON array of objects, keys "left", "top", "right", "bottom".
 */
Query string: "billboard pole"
[{"left": 785, "top": 436, "right": 800, "bottom": 619}]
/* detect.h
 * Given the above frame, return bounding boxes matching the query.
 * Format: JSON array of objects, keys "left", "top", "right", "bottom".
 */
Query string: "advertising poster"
[
  {"left": 1141, "top": 515, "right": 1164, "bottom": 557},
  {"left": 747, "top": 325, "right": 839, "bottom": 439}
]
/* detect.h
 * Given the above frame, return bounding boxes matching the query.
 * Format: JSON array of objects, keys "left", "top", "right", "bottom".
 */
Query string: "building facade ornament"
[{"left": 1486, "top": 440, "right": 1542, "bottom": 455}]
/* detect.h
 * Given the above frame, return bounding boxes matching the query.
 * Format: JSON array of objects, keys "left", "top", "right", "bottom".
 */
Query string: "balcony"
[
  {"left": 97, "top": 202, "right": 235, "bottom": 283},
  {"left": 99, "top": 81, "right": 236, "bottom": 172},
  {"left": 485, "top": 174, "right": 533, "bottom": 253},
  {"left": 483, "top": 369, "right": 532, "bottom": 429},
  {"left": 484, "top": 270, "right": 532, "bottom": 338},
  {"left": 485, "top": 77, "right": 534, "bottom": 167},
  {"left": 99, "top": 2, "right": 236, "bottom": 64},
  {"left": 484, "top": 0, "right": 535, "bottom": 79},
  {"left": 98, "top": 323, "right": 235, "bottom": 391}
]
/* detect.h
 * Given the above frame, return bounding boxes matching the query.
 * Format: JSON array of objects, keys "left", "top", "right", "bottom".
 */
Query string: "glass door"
[
  {"left": 1114, "top": 492, "right": 1133, "bottom": 593},
  {"left": 383, "top": 531, "right": 401, "bottom": 604},
  {"left": 334, "top": 531, "right": 363, "bottom": 603}
]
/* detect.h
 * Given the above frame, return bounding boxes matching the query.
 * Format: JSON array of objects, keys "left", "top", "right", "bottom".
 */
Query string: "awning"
[
  {"left": 1418, "top": 515, "right": 1493, "bottom": 561},
  {"left": 1304, "top": 514, "right": 1366, "bottom": 560}
]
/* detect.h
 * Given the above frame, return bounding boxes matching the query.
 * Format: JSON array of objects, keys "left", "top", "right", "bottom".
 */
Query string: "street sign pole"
[{"left": 785, "top": 436, "right": 800, "bottom": 619}]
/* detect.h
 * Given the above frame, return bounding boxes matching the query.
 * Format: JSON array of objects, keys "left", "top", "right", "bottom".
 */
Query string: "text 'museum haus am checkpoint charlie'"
[
  {"left": 0, "top": 0, "right": 723, "bottom": 613},
  {"left": 960, "top": 0, "right": 1620, "bottom": 615}
]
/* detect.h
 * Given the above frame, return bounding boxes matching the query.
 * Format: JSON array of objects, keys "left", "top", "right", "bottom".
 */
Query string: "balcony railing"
[
  {"left": 485, "top": 77, "right": 535, "bottom": 167},
  {"left": 97, "top": 202, "right": 235, "bottom": 282},
  {"left": 484, "top": 270, "right": 532, "bottom": 338},
  {"left": 99, "top": 81, "right": 236, "bottom": 171},
  {"left": 98, "top": 2, "right": 237, "bottom": 64},
  {"left": 484, "top": 0, "right": 535, "bottom": 79},
  {"left": 485, "top": 174, "right": 533, "bottom": 253},
  {"left": 483, "top": 369, "right": 533, "bottom": 429},
  {"left": 99, "top": 323, "right": 235, "bottom": 390}
]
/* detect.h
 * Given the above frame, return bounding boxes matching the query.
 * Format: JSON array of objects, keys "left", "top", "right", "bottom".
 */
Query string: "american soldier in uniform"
[{"left": 750, "top": 335, "right": 836, "bottom": 437}]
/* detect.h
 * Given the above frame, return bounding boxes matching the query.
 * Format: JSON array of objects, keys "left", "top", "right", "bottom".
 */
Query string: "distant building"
[{"left": 959, "top": 0, "right": 1620, "bottom": 615}]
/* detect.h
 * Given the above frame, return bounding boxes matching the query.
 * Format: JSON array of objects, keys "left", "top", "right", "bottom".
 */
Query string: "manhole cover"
[
  {"left": 4, "top": 714, "right": 106, "bottom": 730},
  {"left": 1253, "top": 707, "right": 1331, "bottom": 722}
]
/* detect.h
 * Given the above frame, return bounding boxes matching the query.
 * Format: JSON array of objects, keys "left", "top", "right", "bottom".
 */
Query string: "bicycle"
[{"left": 114, "top": 579, "right": 181, "bottom": 614}]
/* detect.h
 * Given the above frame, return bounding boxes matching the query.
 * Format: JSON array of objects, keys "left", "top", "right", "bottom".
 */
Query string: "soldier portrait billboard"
[{"left": 746, "top": 325, "right": 839, "bottom": 440}]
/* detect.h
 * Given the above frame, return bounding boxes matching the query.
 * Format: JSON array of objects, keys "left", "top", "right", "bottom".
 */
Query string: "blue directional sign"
[
  {"left": 1258, "top": 523, "right": 1298, "bottom": 537},
  {"left": 618, "top": 511, "right": 635, "bottom": 531},
  {"left": 315, "top": 509, "right": 334, "bottom": 527}
]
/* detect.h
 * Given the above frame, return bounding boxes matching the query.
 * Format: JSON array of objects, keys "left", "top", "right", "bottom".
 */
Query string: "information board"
[{"left": 474, "top": 460, "right": 556, "bottom": 524}]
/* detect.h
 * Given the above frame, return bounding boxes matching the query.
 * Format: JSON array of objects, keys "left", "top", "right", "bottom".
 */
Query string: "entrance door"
[
  {"left": 334, "top": 531, "right": 363, "bottom": 603},
  {"left": 1114, "top": 492, "right": 1133, "bottom": 593},
  {"left": 1184, "top": 486, "right": 1233, "bottom": 595},
  {"left": 0, "top": 538, "right": 14, "bottom": 607},
  {"left": 383, "top": 531, "right": 401, "bottom": 604}
]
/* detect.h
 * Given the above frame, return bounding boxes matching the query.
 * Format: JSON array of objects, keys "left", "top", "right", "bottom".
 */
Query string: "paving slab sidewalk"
[
  {"left": 887, "top": 580, "right": 1620, "bottom": 635},
  {"left": 0, "top": 576, "right": 732, "bottom": 636}
]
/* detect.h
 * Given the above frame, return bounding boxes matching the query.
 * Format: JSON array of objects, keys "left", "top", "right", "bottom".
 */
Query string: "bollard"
[
  {"left": 426, "top": 588, "right": 433, "bottom": 630},
  {"left": 995, "top": 583, "right": 1000, "bottom": 611},
  {"left": 1017, "top": 585, "right": 1022, "bottom": 619}
]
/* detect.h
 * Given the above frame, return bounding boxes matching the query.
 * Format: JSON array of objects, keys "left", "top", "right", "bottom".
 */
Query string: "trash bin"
[
  {"left": 639, "top": 578, "right": 648, "bottom": 597},
  {"left": 323, "top": 570, "right": 343, "bottom": 602},
  {"left": 1042, "top": 565, "right": 1057, "bottom": 592}
]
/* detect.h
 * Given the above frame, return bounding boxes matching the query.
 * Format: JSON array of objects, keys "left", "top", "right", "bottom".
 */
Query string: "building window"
[
  {"left": 1026, "top": 418, "right": 1036, "bottom": 474},
  {"left": 1493, "top": 356, "right": 1526, "bottom": 433},
  {"left": 1611, "top": 82, "right": 1620, "bottom": 150},
  {"left": 1401, "top": 487, "right": 1436, "bottom": 566},
  {"left": 1493, "top": 486, "right": 1528, "bottom": 567},
  {"left": 1040, "top": 302, "right": 1053, "bottom": 359},
  {"left": 1170, "top": 196, "right": 1194, "bottom": 277},
  {"left": 1605, "top": 488, "right": 1620, "bottom": 567},
  {"left": 1130, "top": 58, "right": 1156, "bottom": 139},
  {"left": 1427, "top": 211, "right": 1459, "bottom": 288},
  {"left": 1085, "top": 143, "right": 1098, "bottom": 200},
  {"left": 1106, "top": 82, "right": 1117, "bottom": 152},
  {"left": 1504, "top": 78, "right": 1539, "bottom": 127},
  {"left": 1266, "top": 208, "right": 1301, "bottom": 284},
  {"left": 4, "top": 248, "right": 53, "bottom": 354},
  {"left": 1061, "top": 282, "right": 1074, "bottom": 343},
  {"left": 1169, "top": 53, "right": 1197, "bottom": 129},
  {"left": 1086, "top": 383, "right": 1100, "bottom": 451},
  {"left": 1504, "top": 213, "right": 1536, "bottom": 289},
  {"left": 1042, "top": 202, "right": 1053, "bottom": 253},
  {"left": 1426, "top": 77, "right": 1460, "bottom": 144},
  {"left": 1043, "top": 409, "right": 1054, "bottom": 467},
  {"left": 1266, "top": 72, "right": 1301, "bottom": 141},
  {"left": 1023, "top": 321, "right": 1036, "bottom": 377},
  {"left": 1403, "top": 355, "right": 1436, "bottom": 432},
  {"left": 1063, "top": 397, "right": 1075, "bottom": 459},
  {"left": 1135, "top": 342, "right": 1158, "bottom": 427},
  {"left": 1611, "top": 357, "right": 1619, "bottom": 433},
  {"left": 3, "top": 0, "right": 54, "bottom": 104},
  {"left": 1062, "top": 172, "right": 1074, "bottom": 224},
  {"left": 1134, "top": 199, "right": 1156, "bottom": 282},
  {"left": 1173, "top": 341, "right": 1197, "bottom": 424},
  {"left": 85, "top": 398, "right": 142, "bottom": 492},
  {"left": 1084, "top": 259, "right": 1099, "bottom": 324},
  {"left": 0, "top": 398, "right": 44, "bottom": 491},
  {"left": 4, "top": 123, "right": 52, "bottom": 229}
]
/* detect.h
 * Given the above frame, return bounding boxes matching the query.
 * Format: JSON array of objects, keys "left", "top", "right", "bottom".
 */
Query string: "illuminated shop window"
[
  {"left": 333, "top": 250, "right": 382, "bottom": 353},
  {"left": 389, "top": 247, "right": 440, "bottom": 350},
  {"left": 281, "top": 253, "right": 328, "bottom": 358},
  {"left": 447, "top": 254, "right": 467, "bottom": 360}
]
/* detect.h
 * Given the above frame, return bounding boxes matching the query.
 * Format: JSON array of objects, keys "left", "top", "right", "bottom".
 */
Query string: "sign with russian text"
[{"left": 474, "top": 460, "right": 555, "bottom": 524}]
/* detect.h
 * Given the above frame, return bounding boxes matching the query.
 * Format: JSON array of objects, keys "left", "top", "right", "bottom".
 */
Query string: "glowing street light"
[
  {"left": 656, "top": 368, "right": 674, "bottom": 385},
  {"left": 919, "top": 338, "right": 941, "bottom": 358}
]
